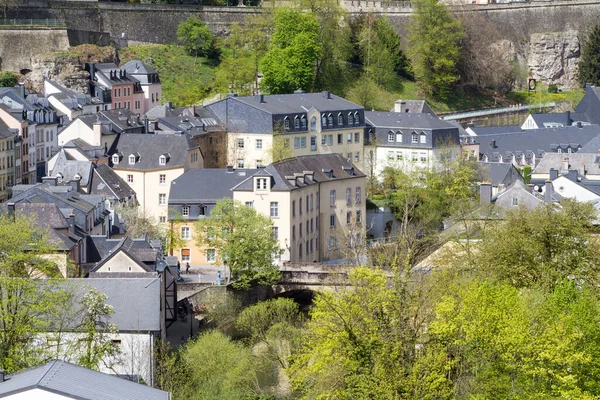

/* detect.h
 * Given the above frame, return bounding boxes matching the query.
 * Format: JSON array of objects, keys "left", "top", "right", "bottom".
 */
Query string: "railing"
[
  {"left": 0, "top": 18, "right": 66, "bottom": 27},
  {"left": 441, "top": 102, "right": 556, "bottom": 121}
]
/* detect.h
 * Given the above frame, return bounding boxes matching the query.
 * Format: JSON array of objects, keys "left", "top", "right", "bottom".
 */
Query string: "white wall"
[{"left": 5, "top": 388, "right": 71, "bottom": 399}]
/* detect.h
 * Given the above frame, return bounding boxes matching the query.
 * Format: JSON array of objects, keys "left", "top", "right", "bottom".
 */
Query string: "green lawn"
[{"left": 119, "top": 45, "right": 216, "bottom": 107}]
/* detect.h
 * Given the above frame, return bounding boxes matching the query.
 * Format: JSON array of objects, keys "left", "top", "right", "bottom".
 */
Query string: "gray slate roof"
[
  {"left": 67, "top": 278, "right": 161, "bottom": 332},
  {"left": 575, "top": 84, "right": 600, "bottom": 125},
  {"left": 170, "top": 168, "right": 258, "bottom": 203},
  {"left": 110, "top": 133, "right": 195, "bottom": 171},
  {"left": 532, "top": 152, "right": 600, "bottom": 176},
  {"left": 230, "top": 92, "right": 363, "bottom": 114},
  {"left": 122, "top": 60, "right": 158, "bottom": 75},
  {"left": 50, "top": 153, "right": 93, "bottom": 187},
  {"left": 478, "top": 162, "right": 521, "bottom": 187},
  {"left": 0, "top": 360, "right": 169, "bottom": 399},
  {"left": 365, "top": 111, "right": 456, "bottom": 130},
  {"left": 89, "top": 164, "right": 136, "bottom": 200},
  {"left": 233, "top": 154, "right": 365, "bottom": 192},
  {"left": 76, "top": 109, "right": 144, "bottom": 134}
]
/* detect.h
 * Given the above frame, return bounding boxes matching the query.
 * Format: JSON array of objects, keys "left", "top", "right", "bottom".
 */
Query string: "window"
[
  {"left": 181, "top": 227, "right": 190, "bottom": 240},
  {"left": 160, "top": 216, "right": 166, "bottom": 223},
  {"left": 388, "top": 131, "right": 394, "bottom": 142},
  {"left": 292, "top": 225, "right": 296, "bottom": 239},
  {"left": 299, "top": 198, "right": 303, "bottom": 215},
  {"left": 512, "top": 197, "right": 519, "bottom": 206},
  {"left": 237, "top": 138, "right": 244, "bottom": 148},
  {"left": 301, "top": 117, "right": 307, "bottom": 130},
  {"left": 396, "top": 152, "right": 403, "bottom": 161},
  {"left": 346, "top": 188, "right": 352, "bottom": 205},
  {"left": 337, "top": 134, "right": 342, "bottom": 144},
  {"left": 355, "top": 132, "right": 360, "bottom": 143},
  {"left": 327, "top": 114, "right": 333, "bottom": 127},
  {"left": 270, "top": 202, "right": 279, "bottom": 217},
  {"left": 237, "top": 159, "right": 244, "bottom": 168},
  {"left": 256, "top": 139, "right": 263, "bottom": 149},
  {"left": 420, "top": 152, "right": 427, "bottom": 162},
  {"left": 412, "top": 133, "right": 418, "bottom": 144},
  {"left": 420, "top": 133, "right": 427, "bottom": 144},
  {"left": 567, "top": 147, "right": 572, "bottom": 154},
  {"left": 328, "top": 237, "right": 337, "bottom": 250},
  {"left": 327, "top": 135, "right": 333, "bottom": 146},
  {"left": 311, "top": 218, "right": 314, "bottom": 232},
  {"left": 206, "top": 248, "right": 216, "bottom": 263},
  {"left": 127, "top": 174, "right": 133, "bottom": 183},
  {"left": 347, "top": 133, "right": 352, "bottom": 143},
  {"left": 299, "top": 244, "right": 303, "bottom": 259},
  {"left": 159, "top": 174, "right": 166, "bottom": 185},
  {"left": 347, "top": 153, "right": 352, "bottom": 161},
  {"left": 354, "top": 112, "right": 360, "bottom": 125},
  {"left": 348, "top": 112, "right": 354, "bottom": 126},
  {"left": 356, "top": 210, "right": 362, "bottom": 223},
  {"left": 292, "top": 200, "right": 296, "bottom": 217},
  {"left": 300, "top": 137, "right": 306, "bottom": 148},
  {"left": 181, "top": 249, "right": 190, "bottom": 262},
  {"left": 310, "top": 239, "right": 313, "bottom": 253},
  {"left": 245, "top": 201, "right": 254, "bottom": 208},
  {"left": 337, "top": 113, "right": 343, "bottom": 126},
  {"left": 294, "top": 137, "right": 300, "bottom": 149},
  {"left": 306, "top": 221, "right": 309, "bottom": 235},
  {"left": 396, "top": 132, "right": 403, "bottom": 143},
  {"left": 330, "top": 190, "right": 336, "bottom": 206},
  {"left": 387, "top": 151, "right": 394, "bottom": 160},
  {"left": 284, "top": 117, "right": 290, "bottom": 129},
  {"left": 272, "top": 227, "right": 279, "bottom": 240},
  {"left": 306, "top": 195, "right": 309, "bottom": 213},
  {"left": 299, "top": 222, "right": 303, "bottom": 237},
  {"left": 310, "top": 194, "right": 313, "bottom": 210},
  {"left": 412, "top": 152, "right": 418, "bottom": 162},
  {"left": 316, "top": 216, "right": 319, "bottom": 229},
  {"left": 311, "top": 136, "right": 317, "bottom": 151},
  {"left": 321, "top": 135, "right": 326, "bottom": 145},
  {"left": 129, "top": 155, "right": 135, "bottom": 164},
  {"left": 159, "top": 194, "right": 166, "bottom": 205},
  {"left": 356, "top": 187, "right": 361, "bottom": 204},
  {"left": 311, "top": 116, "right": 317, "bottom": 131},
  {"left": 347, "top": 211, "right": 352, "bottom": 224},
  {"left": 256, "top": 178, "right": 268, "bottom": 190},
  {"left": 294, "top": 117, "right": 300, "bottom": 129},
  {"left": 112, "top": 154, "right": 119, "bottom": 164},
  {"left": 330, "top": 214, "right": 336, "bottom": 228},
  {"left": 321, "top": 114, "right": 327, "bottom": 127},
  {"left": 355, "top": 152, "right": 360, "bottom": 162}
]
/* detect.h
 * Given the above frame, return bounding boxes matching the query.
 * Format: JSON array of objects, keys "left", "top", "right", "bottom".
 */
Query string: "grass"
[{"left": 119, "top": 44, "right": 216, "bottom": 107}]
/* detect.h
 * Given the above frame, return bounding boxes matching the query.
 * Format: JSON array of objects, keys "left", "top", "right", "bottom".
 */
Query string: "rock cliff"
[{"left": 528, "top": 30, "right": 580, "bottom": 89}]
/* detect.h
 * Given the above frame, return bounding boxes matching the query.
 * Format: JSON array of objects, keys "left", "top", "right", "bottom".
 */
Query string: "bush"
[
  {"left": 548, "top": 84, "right": 558, "bottom": 94},
  {"left": 0, "top": 72, "right": 18, "bottom": 87}
]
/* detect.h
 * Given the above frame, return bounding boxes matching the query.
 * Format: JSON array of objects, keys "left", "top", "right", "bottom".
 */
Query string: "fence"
[
  {"left": 441, "top": 102, "right": 556, "bottom": 121},
  {"left": 0, "top": 19, "right": 66, "bottom": 27}
]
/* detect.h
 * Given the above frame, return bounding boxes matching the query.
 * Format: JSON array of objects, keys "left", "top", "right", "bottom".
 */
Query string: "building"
[
  {"left": 364, "top": 111, "right": 461, "bottom": 178},
  {"left": 0, "top": 119, "right": 16, "bottom": 200},
  {"left": 86, "top": 236, "right": 161, "bottom": 276},
  {"left": 204, "top": 91, "right": 366, "bottom": 170},
  {"left": 168, "top": 167, "right": 257, "bottom": 265},
  {"left": 87, "top": 63, "right": 145, "bottom": 114},
  {"left": 232, "top": 154, "right": 367, "bottom": 262},
  {"left": 0, "top": 360, "right": 169, "bottom": 399},
  {"left": 109, "top": 133, "right": 203, "bottom": 223},
  {"left": 44, "top": 79, "right": 106, "bottom": 122},
  {"left": 122, "top": 60, "right": 162, "bottom": 114},
  {"left": 531, "top": 153, "right": 600, "bottom": 182},
  {"left": 521, "top": 110, "right": 590, "bottom": 130},
  {"left": 478, "top": 162, "right": 524, "bottom": 197}
]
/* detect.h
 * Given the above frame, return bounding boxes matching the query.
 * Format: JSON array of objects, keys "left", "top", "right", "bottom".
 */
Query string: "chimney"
[
  {"left": 165, "top": 101, "right": 172, "bottom": 110},
  {"left": 69, "top": 179, "right": 80, "bottom": 193},
  {"left": 68, "top": 211, "right": 75, "bottom": 235},
  {"left": 567, "top": 169, "right": 578, "bottom": 182},
  {"left": 549, "top": 168, "right": 558, "bottom": 180},
  {"left": 326, "top": 91, "right": 331, "bottom": 100},
  {"left": 259, "top": 94, "right": 265, "bottom": 104},
  {"left": 566, "top": 110, "right": 571, "bottom": 125},
  {"left": 480, "top": 182, "right": 492, "bottom": 205},
  {"left": 577, "top": 121, "right": 582, "bottom": 128},
  {"left": 544, "top": 180, "right": 553, "bottom": 202},
  {"left": 561, "top": 157, "right": 569, "bottom": 173},
  {"left": 490, "top": 139, "right": 497, "bottom": 149},
  {"left": 42, "top": 176, "right": 58, "bottom": 186},
  {"left": 7, "top": 203, "right": 15, "bottom": 220},
  {"left": 92, "top": 122, "right": 103, "bottom": 146},
  {"left": 579, "top": 162, "right": 586, "bottom": 178},
  {"left": 0, "top": 370, "right": 4, "bottom": 382},
  {"left": 226, "top": 165, "right": 234, "bottom": 173}
]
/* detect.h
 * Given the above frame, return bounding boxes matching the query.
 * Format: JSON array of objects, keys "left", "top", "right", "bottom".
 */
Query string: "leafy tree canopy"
[
  {"left": 177, "top": 17, "right": 219, "bottom": 59},
  {"left": 579, "top": 24, "right": 600, "bottom": 87}
]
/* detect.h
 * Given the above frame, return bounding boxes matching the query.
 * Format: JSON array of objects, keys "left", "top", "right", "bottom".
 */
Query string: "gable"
[
  {"left": 94, "top": 250, "right": 149, "bottom": 273},
  {"left": 553, "top": 177, "right": 600, "bottom": 202}
]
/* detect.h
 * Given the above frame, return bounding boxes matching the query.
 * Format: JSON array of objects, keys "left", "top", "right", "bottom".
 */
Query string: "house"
[
  {"left": 478, "top": 162, "right": 524, "bottom": 197},
  {"left": 481, "top": 180, "right": 549, "bottom": 213},
  {"left": 391, "top": 99, "right": 436, "bottom": 116},
  {"left": 109, "top": 133, "right": 203, "bottom": 223},
  {"left": 521, "top": 110, "right": 590, "bottom": 130},
  {"left": 48, "top": 152, "right": 94, "bottom": 192},
  {"left": 0, "top": 360, "right": 169, "bottom": 399},
  {"left": 122, "top": 60, "right": 162, "bottom": 114},
  {"left": 531, "top": 153, "right": 600, "bottom": 182},
  {"left": 232, "top": 153, "right": 367, "bottom": 262},
  {"left": 168, "top": 167, "right": 258, "bottom": 265},
  {"left": 550, "top": 172, "right": 600, "bottom": 203},
  {"left": 477, "top": 125, "right": 600, "bottom": 167},
  {"left": 364, "top": 111, "right": 460, "bottom": 178},
  {"left": 0, "top": 119, "right": 16, "bottom": 200},
  {"left": 86, "top": 63, "right": 145, "bottom": 115},
  {"left": 85, "top": 235, "right": 161, "bottom": 276},
  {"left": 575, "top": 83, "right": 600, "bottom": 125},
  {"left": 58, "top": 109, "right": 144, "bottom": 151},
  {"left": 204, "top": 91, "right": 365, "bottom": 170},
  {"left": 44, "top": 78, "right": 106, "bottom": 122}
]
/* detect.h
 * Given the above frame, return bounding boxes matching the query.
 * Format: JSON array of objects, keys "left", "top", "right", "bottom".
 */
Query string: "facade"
[
  {"left": 0, "top": 119, "right": 16, "bottom": 200},
  {"left": 364, "top": 111, "right": 461, "bottom": 178},
  {"left": 232, "top": 154, "right": 367, "bottom": 262},
  {"left": 0, "top": 105, "right": 32, "bottom": 183},
  {"left": 122, "top": 60, "right": 162, "bottom": 114},
  {"left": 168, "top": 167, "right": 257, "bottom": 265},
  {"left": 109, "top": 133, "right": 203, "bottom": 223},
  {"left": 88, "top": 63, "right": 144, "bottom": 114},
  {"left": 44, "top": 79, "right": 105, "bottom": 122},
  {"left": 204, "top": 91, "right": 366, "bottom": 170}
]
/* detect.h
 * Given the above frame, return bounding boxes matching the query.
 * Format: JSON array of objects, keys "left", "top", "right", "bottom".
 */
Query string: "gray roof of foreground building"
[
  {"left": 66, "top": 277, "right": 161, "bottom": 332},
  {"left": 233, "top": 153, "right": 365, "bottom": 192},
  {"left": 533, "top": 152, "right": 600, "bottom": 176},
  {"left": 365, "top": 111, "right": 456, "bottom": 130},
  {"left": 230, "top": 92, "right": 363, "bottom": 115},
  {"left": 77, "top": 109, "right": 144, "bottom": 133},
  {"left": 122, "top": 60, "right": 158, "bottom": 76},
  {"left": 169, "top": 168, "right": 258, "bottom": 203},
  {"left": 0, "top": 360, "right": 169, "bottom": 400},
  {"left": 110, "top": 132, "right": 195, "bottom": 171},
  {"left": 478, "top": 125, "right": 600, "bottom": 157},
  {"left": 90, "top": 163, "right": 136, "bottom": 200},
  {"left": 478, "top": 162, "right": 517, "bottom": 186},
  {"left": 50, "top": 156, "right": 93, "bottom": 187},
  {"left": 467, "top": 125, "right": 524, "bottom": 136}
]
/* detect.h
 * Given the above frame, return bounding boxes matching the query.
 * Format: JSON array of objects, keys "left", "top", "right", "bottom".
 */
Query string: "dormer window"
[
  {"left": 321, "top": 114, "right": 327, "bottom": 128},
  {"left": 420, "top": 133, "right": 427, "bottom": 144},
  {"left": 557, "top": 148, "right": 562, "bottom": 154},
  {"left": 182, "top": 205, "right": 189, "bottom": 217},
  {"left": 159, "top": 155, "right": 166, "bottom": 165},
  {"left": 56, "top": 173, "right": 63, "bottom": 183},
  {"left": 256, "top": 178, "right": 268, "bottom": 190},
  {"left": 396, "top": 131, "right": 403, "bottom": 142},
  {"left": 294, "top": 116, "right": 300, "bottom": 129},
  {"left": 354, "top": 112, "right": 360, "bottom": 125},
  {"left": 128, "top": 154, "right": 135, "bottom": 165},
  {"left": 327, "top": 114, "right": 333, "bottom": 127},
  {"left": 348, "top": 112, "right": 353, "bottom": 126},
  {"left": 412, "top": 132, "right": 418, "bottom": 144},
  {"left": 301, "top": 116, "right": 307, "bottom": 130},
  {"left": 567, "top": 147, "right": 572, "bottom": 154},
  {"left": 310, "top": 116, "right": 317, "bottom": 131},
  {"left": 337, "top": 113, "right": 343, "bottom": 126},
  {"left": 284, "top": 117, "right": 290, "bottom": 130},
  {"left": 112, "top": 154, "right": 119, "bottom": 164},
  {"left": 388, "top": 131, "right": 394, "bottom": 142}
]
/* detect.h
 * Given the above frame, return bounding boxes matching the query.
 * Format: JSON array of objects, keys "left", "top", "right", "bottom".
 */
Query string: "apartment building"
[
  {"left": 109, "top": 133, "right": 203, "bottom": 223},
  {"left": 232, "top": 154, "right": 366, "bottom": 263},
  {"left": 122, "top": 60, "right": 162, "bottom": 114},
  {"left": 0, "top": 119, "right": 15, "bottom": 201},
  {"left": 87, "top": 63, "right": 145, "bottom": 115},
  {"left": 204, "top": 91, "right": 365, "bottom": 171}
]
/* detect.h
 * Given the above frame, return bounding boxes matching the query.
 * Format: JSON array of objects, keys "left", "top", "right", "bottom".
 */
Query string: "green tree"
[
  {"left": 260, "top": 8, "right": 323, "bottom": 94},
  {"left": 177, "top": 17, "right": 219, "bottom": 59},
  {"left": 579, "top": 24, "right": 600, "bottom": 86},
  {"left": 215, "top": 23, "right": 257, "bottom": 96},
  {"left": 194, "top": 199, "right": 281, "bottom": 289},
  {"left": 0, "top": 71, "right": 17, "bottom": 87},
  {"left": 407, "top": 0, "right": 462, "bottom": 99}
]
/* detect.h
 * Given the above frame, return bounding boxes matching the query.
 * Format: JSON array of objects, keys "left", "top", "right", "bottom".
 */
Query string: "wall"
[{"left": 0, "top": 28, "right": 69, "bottom": 72}]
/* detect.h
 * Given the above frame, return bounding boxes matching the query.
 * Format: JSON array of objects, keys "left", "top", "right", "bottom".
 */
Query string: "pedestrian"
[
  {"left": 177, "top": 261, "right": 181, "bottom": 275},
  {"left": 185, "top": 262, "right": 190, "bottom": 274}
]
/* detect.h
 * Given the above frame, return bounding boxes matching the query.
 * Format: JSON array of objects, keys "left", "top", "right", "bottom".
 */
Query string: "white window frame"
[
  {"left": 112, "top": 154, "right": 119, "bottom": 164},
  {"left": 270, "top": 202, "right": 279, "bottom": 218},
  {"left": 128, "top": 155, "right": 135, "bottom": 165},
  {"left": 182, "top": 205, "right": 189, "bottom": 217},
  {"left": 206, "top": 248, "right": 216, "bottom": 263},
  {"left": 159, "top": 155, "right": 166, "bottom": 165},
  {"left": 256, "top": 139, "right": 263, "bottom": 150},
  {"left": 330, "top": 190, "right": 336, "bottom": 207},
  {"left": 181, "top": 226, "right": 191, "bottom": 240}
]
